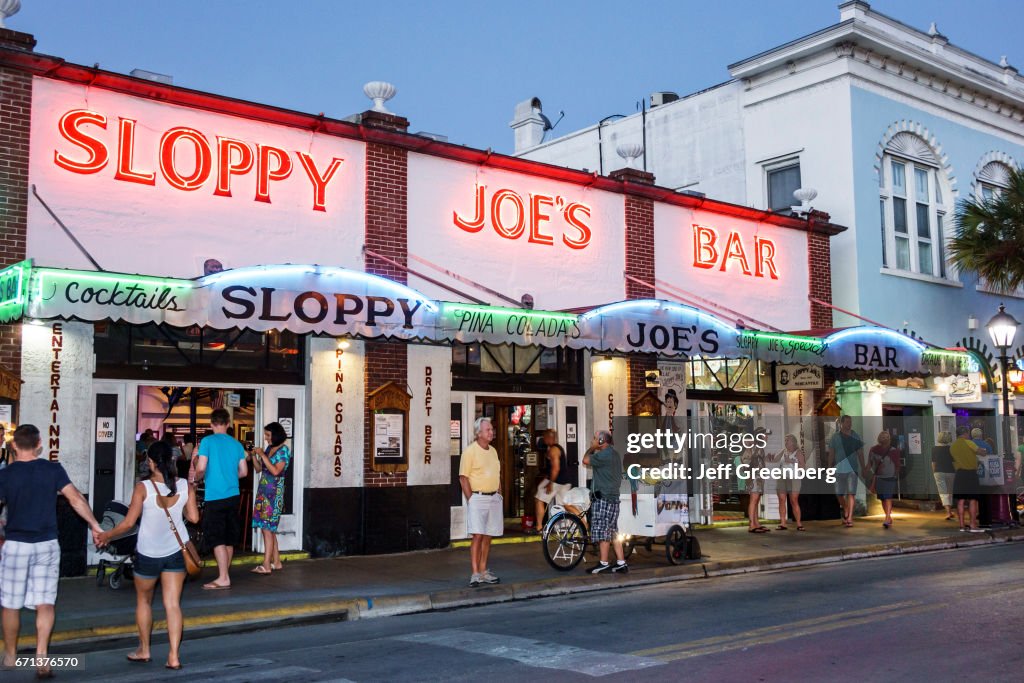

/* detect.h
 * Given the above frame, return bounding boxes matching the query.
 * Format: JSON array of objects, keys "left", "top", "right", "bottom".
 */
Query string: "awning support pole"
[
  {"left": 32, "top": 185, "right": 104, "bottom": 271},
  {"left": 362, "top": 248, "right": 488, "bottom": 305}
]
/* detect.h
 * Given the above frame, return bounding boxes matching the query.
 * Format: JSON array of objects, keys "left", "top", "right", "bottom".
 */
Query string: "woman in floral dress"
[{"left": 250, "top": 422, "right": 291, "bottom": 574}]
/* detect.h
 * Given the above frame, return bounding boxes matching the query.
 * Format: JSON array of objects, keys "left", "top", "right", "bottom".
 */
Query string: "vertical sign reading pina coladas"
[{"left": 0, "top": 260, "right": 31, "bottom": 324}]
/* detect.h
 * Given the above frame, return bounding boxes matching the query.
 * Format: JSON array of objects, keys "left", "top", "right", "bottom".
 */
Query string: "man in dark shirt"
[{"left": 0, "top": 425, "right": 102, "bottom": 675}]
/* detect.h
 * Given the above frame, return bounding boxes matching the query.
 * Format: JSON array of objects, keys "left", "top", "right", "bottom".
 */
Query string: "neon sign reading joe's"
[
  {"left": 453, "top": 184, "right": 592, "bottom": 249},
  {"left": 52, "top": 109, "right": 345, "bottom": 212}
]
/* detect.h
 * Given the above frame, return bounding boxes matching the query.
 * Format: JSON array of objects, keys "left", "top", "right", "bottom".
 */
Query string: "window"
[
  {"left": 878, "top": 133, "right": 950, "bottom": 278},
  {"left": 766, "top": 162, "right": 801, "bottom": 211},
  {"left": 976, "top": 161, "right": 1011, "bottom": 202}
]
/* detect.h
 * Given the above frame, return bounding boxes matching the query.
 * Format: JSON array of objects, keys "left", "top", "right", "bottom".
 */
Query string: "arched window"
[
  {"left": 878, "top": 133, "right": 951, "bottom": 278},
  {"left": 977, "top": 160, "right": 1012, "bottom": 201}
]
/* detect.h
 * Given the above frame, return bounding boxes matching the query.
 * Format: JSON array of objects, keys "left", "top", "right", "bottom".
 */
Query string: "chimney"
[{"left": 510, "top": 97, "right": 547, "bottom": 153}]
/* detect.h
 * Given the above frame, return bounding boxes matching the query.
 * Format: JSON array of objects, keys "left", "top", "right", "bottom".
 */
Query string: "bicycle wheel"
[{"left": 543, "top": 511, "right": 588, "bottom": 571}]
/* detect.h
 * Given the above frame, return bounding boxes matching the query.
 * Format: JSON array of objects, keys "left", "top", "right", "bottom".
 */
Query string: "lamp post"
[{"left": 986, "top": 304, "right": 1020, "bottom": 466}]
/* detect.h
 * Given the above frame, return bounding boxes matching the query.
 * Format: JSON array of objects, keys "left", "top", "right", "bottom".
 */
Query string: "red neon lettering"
[
  {"left": 453, "top": 184, "right": 486, "bottom": 232},
  {"left": 562, "top": 203, "right": 592, "bottom": 249},
  {"left": 54, "top": 110, "right": 108, "bottom": 174},
  {"left": 528, "top": 194, "right": 555, "bottom": 245},
  {"left": 296, "top": 152, "right": 343, "bottom": 212},
  {"left": 159, "top": 127, "right": 212, "bottom": 191},
  {"left": 755, "top": 237, "right": 779, "bottom": 280},
  {"left": 720, "top": 231, "right": 752, "bottom": 276},
  {"left": 214, "top": 137, "right": 255, "bottom": 197},
  {"left": 255, "top": 145, "right": 292, "bottom": 204},
  {"left": 112, "top": 118, "right": 155, "bottom": 185},
  {"left": 692, "top": 225, "right": 718, "bottom": 269},
  {"left": 491, "top": 189, "right": 525, "bottom": 239}
]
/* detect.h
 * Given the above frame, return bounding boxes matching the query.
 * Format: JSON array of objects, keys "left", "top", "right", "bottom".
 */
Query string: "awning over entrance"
[{"left": 0, "top": 261, "right": 972, "bottom": 375}]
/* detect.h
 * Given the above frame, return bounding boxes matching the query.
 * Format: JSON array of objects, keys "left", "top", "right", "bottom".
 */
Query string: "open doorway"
[
  {"left": 135, "top": 386, "right": 258, "bottom": 551},
  {"left": 476, "top": 397, "right": 552, "bottom": 519}
]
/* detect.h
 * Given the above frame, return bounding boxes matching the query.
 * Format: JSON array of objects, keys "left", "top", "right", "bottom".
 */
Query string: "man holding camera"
[
  {"left": 195, "top": 408, "right": 247, "bottom": 590},
  {"left": 583, "top": 430, "right": 628, "bottom": 574}
]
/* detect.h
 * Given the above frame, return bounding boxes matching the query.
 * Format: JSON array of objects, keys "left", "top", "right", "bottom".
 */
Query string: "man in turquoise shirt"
[{"left": 195, "top": 408, "right": 247, "bottom": 590}]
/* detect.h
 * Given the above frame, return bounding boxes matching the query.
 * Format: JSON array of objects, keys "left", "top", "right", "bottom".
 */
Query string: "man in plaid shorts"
[
  {"left": 583, "top": 430, "right": 628, "bottom": 574},
  {"left": 0, "top": 425, "right": 102, "bottom": 675}
]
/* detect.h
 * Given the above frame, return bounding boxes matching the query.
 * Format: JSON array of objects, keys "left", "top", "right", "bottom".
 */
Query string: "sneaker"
[
  {"left": 589, "top": 562, "right": 613, "bottom": 575},
  {"left": 481, "top": 569, "right": 500, "bottom": 584},
  {"left": 612, "top": 562, "right": 629, "bottom": 574},
  {"left": 469, "top": 573, "right": 482, "bottom": 587},
  {"left": 968, "top": 527, "right": 986, "bottom": 533}
]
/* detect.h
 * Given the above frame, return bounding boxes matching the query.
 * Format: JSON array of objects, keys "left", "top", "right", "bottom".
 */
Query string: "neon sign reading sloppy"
[
  {"left": 453, "top": 184, "right": 592, "bottom": 249},
  {"left": 692, "top": 224, "right": 779, "bottom": 279},
  {"left": 53, "top": 109, "right": 344, "bottom": 212}
]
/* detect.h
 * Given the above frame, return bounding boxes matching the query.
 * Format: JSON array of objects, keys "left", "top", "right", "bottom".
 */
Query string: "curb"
[{"left": 38, "top": 529, "right": 1021, "bottom": 649}]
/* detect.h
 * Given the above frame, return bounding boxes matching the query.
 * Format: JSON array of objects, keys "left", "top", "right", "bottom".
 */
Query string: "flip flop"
[
  {"left": 250, "top": 566, "right": 272, "bottom": 575},
  {"left": 126, "top": 654, "right": 151, "bottom": 663},
  {"left": 202, "top": 582, "right": 232, "bottom": 590},
  {"left": 776, "top": 525, "right": 788, "bottom": 531},
  {"left": 748, "top": 527, "right": 769, "bottom": 533},
  {"left": 796, "top": 526, "right": 806, "bottom": 531}
]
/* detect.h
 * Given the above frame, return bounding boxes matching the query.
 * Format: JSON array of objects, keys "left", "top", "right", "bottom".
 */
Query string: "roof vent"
[
  {"left": 650, "top": 91, "right": 679, "bottom": 107},
  {"left": 130, "top": 69, "right": 173, "bottom": 85}
]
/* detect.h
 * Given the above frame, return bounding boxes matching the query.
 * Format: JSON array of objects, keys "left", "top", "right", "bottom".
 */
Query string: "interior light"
[{"left": 337, "top": 339, "right": 351, "bottom": 350}]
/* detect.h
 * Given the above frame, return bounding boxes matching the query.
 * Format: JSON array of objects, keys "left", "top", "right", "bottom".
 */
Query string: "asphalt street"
[{"left": 17, "top": 542, "right": 1024, "bottom": 682}]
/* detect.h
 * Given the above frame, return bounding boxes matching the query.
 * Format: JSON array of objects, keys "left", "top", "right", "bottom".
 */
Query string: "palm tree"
[{"left": 948, "top": 165, "right": 1024, "bottom": 293}]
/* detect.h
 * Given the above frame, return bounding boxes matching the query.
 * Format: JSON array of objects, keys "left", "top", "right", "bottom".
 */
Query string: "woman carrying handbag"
[{"left": 98, "top": 440, "right": 200, "bottom": 670}]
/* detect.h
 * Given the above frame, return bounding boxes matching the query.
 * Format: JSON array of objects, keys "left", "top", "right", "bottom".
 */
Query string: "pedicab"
[{"left": 540, "top": 475, "right": 699, "bottom": 570}]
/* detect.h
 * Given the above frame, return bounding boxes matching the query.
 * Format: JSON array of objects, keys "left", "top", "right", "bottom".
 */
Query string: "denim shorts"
[{"left": 134, "top": 550, "right": 185, "bottom": 579}]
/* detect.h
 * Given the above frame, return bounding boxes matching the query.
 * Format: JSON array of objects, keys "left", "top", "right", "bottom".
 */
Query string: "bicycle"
[{"left": 541, "top": 488, "right": 691, "bottom": 570}]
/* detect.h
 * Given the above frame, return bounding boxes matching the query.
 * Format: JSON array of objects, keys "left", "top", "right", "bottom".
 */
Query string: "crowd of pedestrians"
[{"left": 0, "top": 408, "right": 1015, "bottom": 674}]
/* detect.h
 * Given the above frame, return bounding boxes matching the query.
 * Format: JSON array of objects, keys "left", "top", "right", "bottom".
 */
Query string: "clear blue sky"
[{"left": 12, "top": 1, "right": 1023, "bottom": 153}]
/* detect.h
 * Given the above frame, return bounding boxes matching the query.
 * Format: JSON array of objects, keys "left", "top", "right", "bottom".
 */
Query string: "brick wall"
[
  {"left": 807, "top": 231, "right": 834, "bottom": 329},
  {"left": 615, "top": 168, "right": 658, "bottom": 408},
  {"left": 363, "top": 111, "right": 410, "bottom": 487},
  {"left": 0, "top": 30, "right": 36, "bottom": 382}
]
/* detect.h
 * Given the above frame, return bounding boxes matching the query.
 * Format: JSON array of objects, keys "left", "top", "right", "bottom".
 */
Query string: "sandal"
[
  {"left": 748, "top": 526, "right": 770, "bottom": 533},
  {"left": 796, "top": 526, "right": 806, "bottom": 531},
  {"left": 251, "top": 566, "right": 273, "bottom": 575},
  {"left": 776, "top": 525, "right": 788, "bottom": 531}
]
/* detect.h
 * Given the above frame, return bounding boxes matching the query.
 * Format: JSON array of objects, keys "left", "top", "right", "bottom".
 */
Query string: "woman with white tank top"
[{"left": 99, "top": 440, "right": 199, "bottom": 670}]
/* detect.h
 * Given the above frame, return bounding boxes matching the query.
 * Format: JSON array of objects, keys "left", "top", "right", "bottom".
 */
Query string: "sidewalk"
[{"left": 21, "top": 510, "right": 1024, "bottom": 649}]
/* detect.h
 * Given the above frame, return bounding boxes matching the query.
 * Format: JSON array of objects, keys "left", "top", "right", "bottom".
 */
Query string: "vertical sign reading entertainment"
[{"left": 48, "top": 323, "right": 63, "bottom": 461}]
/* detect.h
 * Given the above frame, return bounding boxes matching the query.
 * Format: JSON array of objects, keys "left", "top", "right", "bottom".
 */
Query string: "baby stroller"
[{"left": 95, "top": 500, "right": 138, "bottom": 590}]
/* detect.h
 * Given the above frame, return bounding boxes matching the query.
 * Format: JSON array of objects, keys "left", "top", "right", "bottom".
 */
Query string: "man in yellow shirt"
[
  {"left": 459, "top": 417, "right": 503, "bottom": 587},
  {"left": 950, "top": 425, "right": 986, "bottom": 532}
]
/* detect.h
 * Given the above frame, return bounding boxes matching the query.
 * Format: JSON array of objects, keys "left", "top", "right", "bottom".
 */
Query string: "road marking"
[
  {"left": 632, "top": 600, "right": 920, "bottom": 656},
  {"left": 196, "top": 665, "right": 323, "bottom": 682},
  {"left": 633, "top": 582, "right": 1024, "bottom": 662},
  {"left": 393, "top": 628, "right": 663, "bottom": 677},
  {"left": 649, "top": 603, "right": 942, "bottom": 662}
]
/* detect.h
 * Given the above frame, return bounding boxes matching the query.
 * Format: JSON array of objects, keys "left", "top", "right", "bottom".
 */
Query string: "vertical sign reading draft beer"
[{"left": 424, "top": 366, "right": 433, "bottom": 464}]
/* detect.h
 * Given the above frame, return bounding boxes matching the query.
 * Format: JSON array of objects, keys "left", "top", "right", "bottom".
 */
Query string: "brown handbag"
[{"left": 149, "top": 480, "right": 203, "bottom": 578}]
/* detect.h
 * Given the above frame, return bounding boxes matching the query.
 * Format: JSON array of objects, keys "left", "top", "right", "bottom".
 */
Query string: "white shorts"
[
  {"left": 467, "top": 492, "right": 504, "bottom": 537},
  {"left": 0, "top": 539, "right": 60, "bottom": 610},
  {"left": 535, "top": 480, "right": 571, "bottom": 505}
]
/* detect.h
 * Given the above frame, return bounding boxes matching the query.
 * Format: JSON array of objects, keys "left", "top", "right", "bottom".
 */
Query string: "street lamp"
[{"left": 986, "top": 304, "right": 1020, "bottom": 466}]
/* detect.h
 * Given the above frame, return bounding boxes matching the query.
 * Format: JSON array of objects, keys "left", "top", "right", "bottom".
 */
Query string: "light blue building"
[{"left": 515, "top": 1, "right": 1024, "bottom": 495}]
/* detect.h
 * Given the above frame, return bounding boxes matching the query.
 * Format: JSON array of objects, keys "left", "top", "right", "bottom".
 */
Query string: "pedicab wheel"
[
  {"left": 109, "top": 566, "right": 123, "bottom": 590},
  {"left": 95, "top": 564, "right": 106, "bottom": 587},
  {"left": 665, "top": 524, "right": 687, "bottom": 565},
  {"left": 542, "top": 511, "right": 588, "bottom": 571}
]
